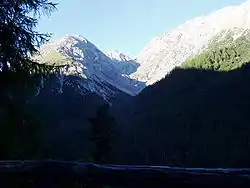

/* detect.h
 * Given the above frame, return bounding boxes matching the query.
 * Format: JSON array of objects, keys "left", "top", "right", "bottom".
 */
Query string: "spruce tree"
[
  {"left": 88, "top": 104, "right": 115, "bottom": 164},
  {"left": 0, "top": 0, "right": 58, "bottom": 71},
  {"left": 0, "top": 0, "right": 58, "bottom": 158}
]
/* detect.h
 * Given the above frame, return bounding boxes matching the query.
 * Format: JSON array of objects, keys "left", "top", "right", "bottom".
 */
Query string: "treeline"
[{"left": 182, "top": 32, "right": 250, "bottom": 71}]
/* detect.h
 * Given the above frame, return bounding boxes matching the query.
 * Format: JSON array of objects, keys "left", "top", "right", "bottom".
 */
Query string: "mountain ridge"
[
  {"left": 36, "top": 35, "right": 144, "bottom": 100},
  {"left": 132, "top": 0, "right": 250, "bottom": 85}
]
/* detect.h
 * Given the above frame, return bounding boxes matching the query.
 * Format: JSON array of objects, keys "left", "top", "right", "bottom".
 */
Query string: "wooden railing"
[{"left": 0, "top": 160, "right": 250, "bottom": 187}]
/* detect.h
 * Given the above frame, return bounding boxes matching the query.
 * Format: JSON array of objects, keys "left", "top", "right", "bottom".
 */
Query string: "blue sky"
[{"left": 37, "top": 0, "right": 246, "bottom": 56}]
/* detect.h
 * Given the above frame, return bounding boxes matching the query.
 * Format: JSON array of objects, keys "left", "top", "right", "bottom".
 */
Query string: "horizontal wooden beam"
[{"left": 0, "top": 160, "right": 250, "bottom": 187}]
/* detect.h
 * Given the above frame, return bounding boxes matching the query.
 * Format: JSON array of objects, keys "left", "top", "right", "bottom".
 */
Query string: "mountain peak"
[
  {"left": 50, "top": 34, "right": 90, "bottom": 48},
  {"left": 106, "top": 50, "right": 132, "bottom": 62},
  {"left": 37, "top": 33, "right": 144, "bottom": 99},
  {"left": 64, "top": 34, "right": 89, "bottom": 43}
]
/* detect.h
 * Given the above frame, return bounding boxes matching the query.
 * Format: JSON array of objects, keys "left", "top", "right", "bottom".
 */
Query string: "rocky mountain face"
[
  {"left": 131, "top": 0, "right": 250, "bottom": 85},
  {"left": 35, "top": 35, "right": 144, "bottom": 101}
]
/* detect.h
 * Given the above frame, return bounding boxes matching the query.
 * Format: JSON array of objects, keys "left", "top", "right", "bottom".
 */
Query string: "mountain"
[
  {"left": 131, "top": 0, "right": 250, "bottom": 85},
  {"left": 35, "top": 35, "right": 144, "bottom": 100},
  {"left": 106, "top": 50, "right": 132, "bottom": 62},
  {"left": 35, "top": 1, "right": 250, "bottom": 98}
]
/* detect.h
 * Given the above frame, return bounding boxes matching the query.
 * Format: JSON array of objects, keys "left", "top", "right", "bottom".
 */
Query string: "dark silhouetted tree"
[
  {"left": 89, "top": 104, "right": 115, "bottom": 164},
  {"left": 0, "top": 0, "right": 58, "bottom": 158}
]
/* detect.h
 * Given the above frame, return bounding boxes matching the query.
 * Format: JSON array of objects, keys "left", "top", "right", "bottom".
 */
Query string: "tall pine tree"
[
  {"left": 0, "top": 0, "right": 58, "bottom": 72},
  {"left": 0, "top": 0, "right": 58, "bottom": 158},
  {"left": 88, "top": 104, "right": 115, "bottom": 164}
]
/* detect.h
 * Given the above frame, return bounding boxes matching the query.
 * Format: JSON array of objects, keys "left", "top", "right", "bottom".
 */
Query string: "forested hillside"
[
  {"left": 123, "top": 32, "right": 250, "bottom": 167},
  {"left": 182, "top": 29, "right": 250, "bottom": 70}
]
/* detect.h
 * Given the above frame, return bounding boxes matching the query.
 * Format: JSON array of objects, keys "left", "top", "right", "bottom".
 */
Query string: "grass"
[{"left": 38, "top": 51, "right": 72, "bottom": 66}]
